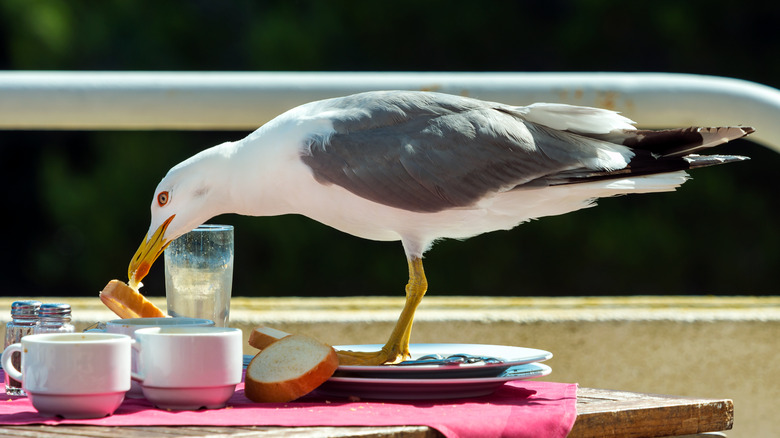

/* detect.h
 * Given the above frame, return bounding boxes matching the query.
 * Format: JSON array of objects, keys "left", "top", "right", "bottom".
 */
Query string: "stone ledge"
[{"left": 2, "top": 295, "right": 776, "bottom": 326}]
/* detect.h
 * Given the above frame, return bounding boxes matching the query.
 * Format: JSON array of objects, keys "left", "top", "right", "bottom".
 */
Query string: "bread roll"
[
  {"left": 244, "top": 335, "right": 339, "bottom": 403},
  {"left": 99, "top": 279, "right": 166, "bottom": 319},
  {"left": 248, "top": 326, "right": 293, "bottom": 350}
]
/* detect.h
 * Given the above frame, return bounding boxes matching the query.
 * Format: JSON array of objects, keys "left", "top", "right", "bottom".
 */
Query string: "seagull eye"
[{"left": 157, "top": 191, "right": 169, "bottom": 207}]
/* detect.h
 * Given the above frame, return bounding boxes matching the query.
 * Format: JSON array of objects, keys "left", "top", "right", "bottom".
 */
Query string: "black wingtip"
[{"left": 627, "top": 126, "right": 756, "bottom": 158}]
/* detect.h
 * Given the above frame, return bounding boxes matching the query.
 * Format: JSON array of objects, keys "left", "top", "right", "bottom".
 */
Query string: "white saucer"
[
  {"left": 27, "top": 391, "right": 126, "bottom": 418},
  {"left": 141, "top": 384, "right": 237, "bottom": 410}
]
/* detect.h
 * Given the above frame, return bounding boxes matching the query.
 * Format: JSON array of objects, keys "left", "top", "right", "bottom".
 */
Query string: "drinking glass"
[{"left": 164, "top": 224, "right": 234, "bottom": 327}]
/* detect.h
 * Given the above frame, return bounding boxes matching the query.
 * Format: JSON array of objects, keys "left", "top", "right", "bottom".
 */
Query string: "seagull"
[{"left": 127, "top": 90, "right": 752, "bottom": 365}]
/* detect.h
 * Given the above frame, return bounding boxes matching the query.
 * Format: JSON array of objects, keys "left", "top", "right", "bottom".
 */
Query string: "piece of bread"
[
  {"left": 99, "top": 279, "right": 166, "bottom": 319},
  {"left": 244, "top": 335, "right": 339, "bottom": 403},
  {"left": 248, "top": 326, "right": 293, "bottom": 350}
]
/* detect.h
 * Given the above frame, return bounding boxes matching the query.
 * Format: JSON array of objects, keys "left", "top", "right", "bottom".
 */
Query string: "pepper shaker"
[
  {"left": 34, "top": 303, "right": 75, "bottom": 334},
  {"left": 4, "top": 300, "right": 42, "bottom": 395}
]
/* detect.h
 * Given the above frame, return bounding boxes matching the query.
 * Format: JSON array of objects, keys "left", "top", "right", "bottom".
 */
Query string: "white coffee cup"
[
  {"left": 1, "top": 333, "right": 131, "bottom": 419},
  {"left": 97, "top": 317, "right": 215, "bottom": 398},
  {"left": 131, "top": 326, "right": 242, "bottom": 410}
]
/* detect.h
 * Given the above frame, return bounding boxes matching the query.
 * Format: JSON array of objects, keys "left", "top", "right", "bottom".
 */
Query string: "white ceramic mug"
[
  {"left": 95, "top": 317, "right": 215, "bottom": 398},
  {"left": 1, "top": 332, "right": 131, "bottom": 419},
  {"left": 131, "top": 326, "right": 242, "bottom": 410}
]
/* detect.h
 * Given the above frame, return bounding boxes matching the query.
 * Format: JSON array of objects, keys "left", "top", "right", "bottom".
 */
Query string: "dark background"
[{"left": 1, "top": 0, "right": 777, "bottom": 299}]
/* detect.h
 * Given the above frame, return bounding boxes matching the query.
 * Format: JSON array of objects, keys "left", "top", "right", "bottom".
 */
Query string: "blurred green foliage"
[{"left": 0, "top": 0, "right": 777, "bottom": 298}]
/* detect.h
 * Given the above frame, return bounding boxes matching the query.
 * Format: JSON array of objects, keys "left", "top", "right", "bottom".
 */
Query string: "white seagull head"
[{"left": 127, "top": 142, "right": 235, "bottom": 287}]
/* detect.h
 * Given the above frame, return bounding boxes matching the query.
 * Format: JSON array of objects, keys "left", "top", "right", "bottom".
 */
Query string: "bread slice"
[
  {"left": 99, "top": 279, "right": 166, "bottom": 319},
  {"left": 248, "top": 326, "right": 293, "bottom": 350},
  {"left": 244, "top": 335, "right": 339, "bottom": 403}
]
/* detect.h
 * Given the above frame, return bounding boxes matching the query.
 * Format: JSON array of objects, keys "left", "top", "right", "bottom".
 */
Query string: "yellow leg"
[{"left": 337, "top": 257, "right": 428, "bottom": 365}]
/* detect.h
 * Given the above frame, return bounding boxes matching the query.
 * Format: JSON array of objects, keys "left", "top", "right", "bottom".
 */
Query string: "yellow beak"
[{"left": 128, "top": 215, "right": 175, "bottom": 289}]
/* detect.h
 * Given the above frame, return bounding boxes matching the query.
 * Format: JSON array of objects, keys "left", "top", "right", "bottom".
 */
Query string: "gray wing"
[{"left": 299, "top": 91, "right": 624, "bottom": 213}]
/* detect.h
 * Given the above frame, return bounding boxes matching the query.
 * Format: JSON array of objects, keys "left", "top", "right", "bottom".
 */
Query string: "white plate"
[
  {"left": 316, "top": 363, "right": 551, "bottom": 400},
  {"left": 334, "top": 343, "right": 552, "bottom": 379}
]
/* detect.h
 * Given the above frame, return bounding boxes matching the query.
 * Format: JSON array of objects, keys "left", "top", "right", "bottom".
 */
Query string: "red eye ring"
[{"left": 157, "top": 191, "right": 169, "bottom": 207}]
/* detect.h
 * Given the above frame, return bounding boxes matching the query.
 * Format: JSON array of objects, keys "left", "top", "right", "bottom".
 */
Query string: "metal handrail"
[{"left": 1, "top": 71, "right": 778, "bottom": 152}]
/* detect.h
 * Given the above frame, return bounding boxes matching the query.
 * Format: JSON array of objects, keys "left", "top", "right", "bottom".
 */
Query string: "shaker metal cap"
[
  {"left": 38, "top": 303, "right": 72, "bottom": 317},
  {"left": 10, "top": 300, "right": 42, "bottom": 316}
]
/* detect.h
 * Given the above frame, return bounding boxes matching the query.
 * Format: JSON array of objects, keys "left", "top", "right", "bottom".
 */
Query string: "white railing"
[{"left": 1, "top": 71, "right": 779, "bottom": 152}]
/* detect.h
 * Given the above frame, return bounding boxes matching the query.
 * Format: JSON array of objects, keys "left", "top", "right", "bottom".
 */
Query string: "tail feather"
[{"left": 684, "top": 153, "right": 750, "bottom": 169}]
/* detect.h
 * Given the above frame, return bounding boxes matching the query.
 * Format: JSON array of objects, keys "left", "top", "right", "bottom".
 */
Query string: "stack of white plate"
[{"left": 315, "top": 343, "right": 552, "bottom": 400}]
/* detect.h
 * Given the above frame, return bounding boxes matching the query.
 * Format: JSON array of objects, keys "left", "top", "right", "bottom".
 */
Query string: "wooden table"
[{"left": 0, "top": 388, "right": 733, "bottom": 438}]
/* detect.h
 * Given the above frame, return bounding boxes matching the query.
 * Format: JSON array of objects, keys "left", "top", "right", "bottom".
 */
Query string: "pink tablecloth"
[{"left": 0, "top": 371, "right": 577, "bottom": 438}]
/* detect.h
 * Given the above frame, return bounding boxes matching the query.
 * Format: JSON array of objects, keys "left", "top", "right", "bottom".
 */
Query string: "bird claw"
[{"left": 336, "top": 345, "right": 410, "bottom": 366}]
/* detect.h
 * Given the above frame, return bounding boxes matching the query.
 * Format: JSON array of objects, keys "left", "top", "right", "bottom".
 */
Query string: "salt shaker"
[
  {"left": 34, "top": 303, "right": 75, "bottom": 334},
  {"left": 4, "top": 300, "right": 42, "bottom": 395}
]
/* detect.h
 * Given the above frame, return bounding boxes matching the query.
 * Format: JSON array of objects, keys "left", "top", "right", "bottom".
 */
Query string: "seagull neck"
[{"left": 224, "top": 134, "right": 299, "bottom": 218}]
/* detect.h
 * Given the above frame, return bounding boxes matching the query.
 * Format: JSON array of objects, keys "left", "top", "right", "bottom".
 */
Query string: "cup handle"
[
  {"left": 1, "top": 343, "right": 23, "bottom": 382},
  {"left": 130, "top": 340, "right": 144, "bottom": 382}
]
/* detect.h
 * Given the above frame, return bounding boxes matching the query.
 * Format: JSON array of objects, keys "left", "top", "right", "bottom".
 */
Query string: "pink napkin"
[{"left": 0, "top": 371, "right": 577, "bottom": 438}]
